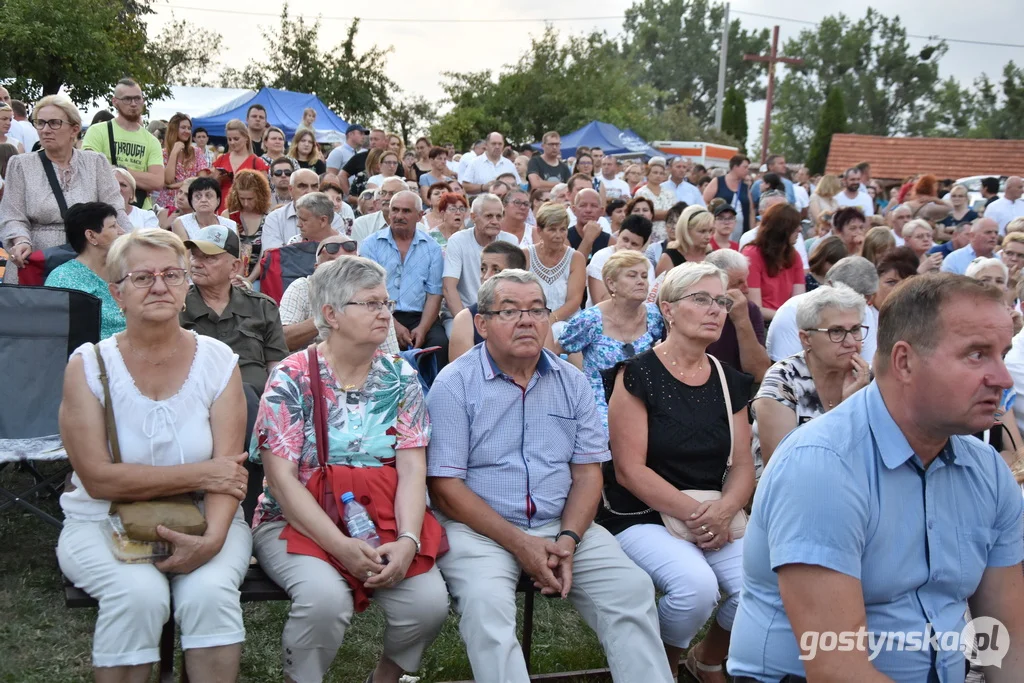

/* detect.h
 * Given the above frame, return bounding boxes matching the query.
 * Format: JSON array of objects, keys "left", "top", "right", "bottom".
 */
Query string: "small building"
[{"left": 825, "top": 133, "right": 1024, "bottom": 183}]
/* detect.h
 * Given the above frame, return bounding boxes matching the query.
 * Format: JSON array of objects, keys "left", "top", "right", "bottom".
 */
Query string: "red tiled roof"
[{"left": 825, "top": 133, "right": 1024, "bottom": 181}]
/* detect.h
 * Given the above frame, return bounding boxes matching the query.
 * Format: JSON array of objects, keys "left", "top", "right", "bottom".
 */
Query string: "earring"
[
  {"left": 609, "top": 290, "right": 616, "bottom": 298},
  {"left": 181, "top": 302, "right": 187, "bottom": 312}
]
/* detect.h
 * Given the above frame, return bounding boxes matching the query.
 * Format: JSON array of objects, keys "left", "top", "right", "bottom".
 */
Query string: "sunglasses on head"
[{"left": 320, "top": 241, "right": 358, "bottom": 256}]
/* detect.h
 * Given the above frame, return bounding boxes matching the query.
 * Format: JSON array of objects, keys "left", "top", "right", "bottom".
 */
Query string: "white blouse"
[{"left": 60, "top": 333, "right": 238, "bottom": 521}]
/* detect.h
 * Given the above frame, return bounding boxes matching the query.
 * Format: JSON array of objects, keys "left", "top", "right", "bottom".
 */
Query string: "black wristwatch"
[{"left": 555, "top": 529, "right": 582, "bottom": 552}]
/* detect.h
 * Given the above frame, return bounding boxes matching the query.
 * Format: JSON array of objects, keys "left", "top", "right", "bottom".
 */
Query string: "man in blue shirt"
[
  {"left": 426, "top": 270, "right": 673, "bottom": 683},
  {"left": 729, "top": 273, "right": 1024, "bottom": 683},
  {"left": 941, "top": 218, "right": 998, "bottom": 275},
  {"left": 929, "top": 220, "right": 972, "bottom": 260},
  {"left": 359, "top": 190, "right": 446, "bottom": 359},
  {"left": 751, "top": 154, "right": 796, "bottom": 206}
]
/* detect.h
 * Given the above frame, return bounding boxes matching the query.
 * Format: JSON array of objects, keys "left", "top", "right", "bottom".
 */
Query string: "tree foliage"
[
  {"left": 721, "top": 88, "right": 747, "bottom": 152},
  {"left": 918, "top": 62, "right": 1024, "bottom": 140},
  {"left": 148, "top": 17, "right": 222, "bottom": 87},
  {"left": 0, "top": 0, "right": 167, "bottom": 105},
  {"left": 383, "top": 95, "right": 438, "bottom": 146},
  {"left": 219, "top": 6, "right": 397, "bottom": 126},
  {"left": 430, "top": 27, "right": 659, "bottom": 149},
  {"left": 769, "top": 9, "right": 945, "bottom": 160},
  {"left": 806, "top": 87, "right": 848, "bottom": 175},
  {"left": 622, "top": 0, "right": 769, "bottom": 123}
]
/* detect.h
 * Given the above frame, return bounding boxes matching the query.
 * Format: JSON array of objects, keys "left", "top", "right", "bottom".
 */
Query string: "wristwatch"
[
  {"left": 397, "top": 531, "right": 421, "bottom": 553},
  {"left": 555, "top": 530, "right": 582, "bottom": 552}
]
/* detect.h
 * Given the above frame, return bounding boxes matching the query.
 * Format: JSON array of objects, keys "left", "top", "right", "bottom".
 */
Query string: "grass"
[{"left": 0, "top": 462, "right": 616, "bottom": 682}]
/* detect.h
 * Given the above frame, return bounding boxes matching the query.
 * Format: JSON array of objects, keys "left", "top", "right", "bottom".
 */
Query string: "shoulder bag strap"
[
  {"left": 106, "top": 121, "right": 118, "bottom": 167},
  {"left": 306, "top": 346, "right": 328, "bottom": 471},
  {"left": 38, "top": 150, "right": 69, "bottom": 220},
  {"left": 708, "top": 354, "right": 734, "bottom": 467},
  {"left": 92, "top": 344, "right": 122, "bottom": 464}
]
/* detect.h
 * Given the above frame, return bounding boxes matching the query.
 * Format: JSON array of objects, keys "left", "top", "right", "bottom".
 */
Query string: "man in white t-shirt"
[
  {"left": 765, "top": 256, "right": 879, "bottom": 364},
  {"left": 460, "top": 133, "right": 520, "bottom": 194},
  {"left": 442, "top": 193, "right": 518, "bottom": 317},
  {"left": 985, "top": 176, "right": 1024, "bottom": 235},
  {"left": 597, "top": 155, "right": 631, "bottom": 200},
  {"left": 4, "top": 95, "right": 39, "bottom": 151},
  {"left": 457, "top": 139, "right": 485, "bottom": 178},
  {"left": 834, "top": 167, "right": 874, "bottom": 216}
]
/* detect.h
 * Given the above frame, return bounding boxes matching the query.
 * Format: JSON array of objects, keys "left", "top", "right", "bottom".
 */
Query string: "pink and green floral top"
[{"left": 249, "top": 348, "right": 430, "bottom": 527}]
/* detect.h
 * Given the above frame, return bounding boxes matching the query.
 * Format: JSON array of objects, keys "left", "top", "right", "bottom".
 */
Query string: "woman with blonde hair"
[
  {"left": 861, "top": 226, "right": 896, "bottom": 265},
  {"left": 260, "top": 126, "right": 295, "bottom": 169},
  {"left": 656, "top": 206, "right": 715, "bottom": 276},
  {"left": 156, "top": 112, "right": 209, "bottom": 209},
  {"left": 808, "top": 174, "right": 841, "bottom": 225},
  {"left": 0, "top": 94, "right": 130, "bottom": 283},
  {"left": 57, "top": 228, "right": 252, "bottom": 681},
  {"left": 288, "top": 128, "right": 325, "bottom": 175},
  {"left": 0, "top": 102, "right": 24, "bottom": 153},
  {"left": 213, "top": 118, "right": 269, "bottom": 213},
  {"left": 114, "top": 167, "right": 159, "bottom": 231}
]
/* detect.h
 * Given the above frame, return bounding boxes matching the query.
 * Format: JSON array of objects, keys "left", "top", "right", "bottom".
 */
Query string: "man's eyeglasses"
[
  {"left": 804, "top": 325, "right": 868, "bottom": 343},
  {"left": 344, "top": 299, "right": 396, "bottom": 314},
  {"left": 670, "top": 291, "right": 734, "bottom": 313},
  {"left": 319, "top": 241, "right": 358, "bottom": 256},
  {"left": 117, "top": 268, "right": 187, "bottom": 289},
  {"left": 115, "top": 96, "right": 144, "bottom": 105},
  {"left": 480, "top": 307, "right": 550, "bottom": 322},
  {"left": 272, "top": 169, "right": 293, "bottom": 177},
  {"left": 34, "top": 119, "right": 68, "bottom": 130}
]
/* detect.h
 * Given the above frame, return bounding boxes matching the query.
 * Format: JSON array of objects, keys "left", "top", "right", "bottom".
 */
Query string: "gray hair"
[
  {"left": 825, "top": 256, "right": 879, "bottom": 296},
  {"left": 308, "top": 256, "right": 387, "bottom": 338},
  {"left": 290, "top": 168, "right": 319, "bottom": 187},
  {"left": 901, "top": 218, "right": 933, "bottom": 241},
  {"left": 477, "top": 269, "right": 546, "bottom": 312},
  {"left": 704, "top": 248, "right": 749, "bottom": 274},
  {"left": 471, "top": 193, "right": 503, "bottom": 215},
  {"left": 295, "top": 191, "right": 335, "bottom": 220},
  {"left": 795, "top": 282, "right": 866, "bottom": 330},
  {"left": 389, "top": 189, "right": 423, "bottom": 213},
  {"left": 965, "top": 256, "right": 1008, "bottom": 281},
  {"left": 656, "top": 262, "right": 728, "bottom": 307},
  {"left": 758, "top": 190, "right": 787, "bottom": 213}
]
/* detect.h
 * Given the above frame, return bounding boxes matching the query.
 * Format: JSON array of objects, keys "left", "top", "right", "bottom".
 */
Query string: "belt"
[{"left": 732, "top": 677, "right": 808, "bottom": 683}]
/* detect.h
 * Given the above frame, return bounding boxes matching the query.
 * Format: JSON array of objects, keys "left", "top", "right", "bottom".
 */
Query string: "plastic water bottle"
[{"left": 341, "top": 492, "right": 380, "bottom": 548}]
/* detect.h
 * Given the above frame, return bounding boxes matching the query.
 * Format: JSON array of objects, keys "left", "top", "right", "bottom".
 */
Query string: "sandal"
[{"left": 684, "top": 647, "right": 726, "bottom": 682}]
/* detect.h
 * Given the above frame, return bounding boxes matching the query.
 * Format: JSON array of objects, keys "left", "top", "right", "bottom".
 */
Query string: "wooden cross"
[{"left": 744, "top": 26, "right": 804, "bottom": 166}]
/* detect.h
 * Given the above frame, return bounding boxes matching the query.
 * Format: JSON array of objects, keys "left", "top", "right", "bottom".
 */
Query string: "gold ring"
[{"left": 366, "top": 570, "right": 374, "bottom": 578}]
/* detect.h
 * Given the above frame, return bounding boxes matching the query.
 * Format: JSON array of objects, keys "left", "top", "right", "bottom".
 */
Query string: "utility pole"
[
  {"left": 713, "top": 3, "right": 730, "bottom": 131},
  {"left": 744, "top": 26, "right": 803, "bottom": 164}
]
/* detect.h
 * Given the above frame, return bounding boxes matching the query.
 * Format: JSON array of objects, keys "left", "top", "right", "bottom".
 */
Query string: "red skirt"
[{"left": 279, "top": 464, "right": 447, "bottom": 612}]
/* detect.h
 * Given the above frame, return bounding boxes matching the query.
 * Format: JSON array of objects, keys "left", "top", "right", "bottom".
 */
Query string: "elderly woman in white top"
[
  {"left": 56, "top": 228, "right": 252, "bottom": 680},
  {"left": 114, "top": 167, "right": 159, "bottom": 231},
  {"left": 0, "top": 94, "right": 130, "bottom": 283}
]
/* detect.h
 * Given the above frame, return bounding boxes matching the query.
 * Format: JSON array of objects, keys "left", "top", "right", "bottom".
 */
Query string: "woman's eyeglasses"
[
  {"left": 117, "top": 268, "right": 187, "bottom": 289},
  {"left": 670, "top": 291, "right": 734, "bottom": 313},
  {"left": 445, "top": 206, "right": 467, "bottom": 214},
  {"left": 34, "top": 119, "right": 68, "bottom": 130},
  {"left": 803, "top": 325, "right": 868, "bottom": 343},
  {"left": 343, "top": 299, "right": 396, "bottom": 314},
  {"left": 319, "top": 241, "right": 358, "bottom": 256}
]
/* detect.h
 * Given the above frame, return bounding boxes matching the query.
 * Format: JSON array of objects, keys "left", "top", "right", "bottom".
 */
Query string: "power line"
[{"left": 155, "top": 3, "right": 1024, "bottom": 50}]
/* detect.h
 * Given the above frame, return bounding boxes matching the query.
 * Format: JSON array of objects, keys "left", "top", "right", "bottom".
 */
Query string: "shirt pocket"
[
  {"left": 545, "top": 413, "right": 578, "bottom": 461},
  {"left": 957, "top": 527, "right": 994, "bottom": 601},
  {"left": 236, "top": 325, "right": 266, "bottom": 364}
]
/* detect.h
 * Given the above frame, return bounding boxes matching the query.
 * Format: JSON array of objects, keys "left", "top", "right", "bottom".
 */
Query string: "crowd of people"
[{"left": 1, "top": 78, "right": 1023, "bottom": 683}]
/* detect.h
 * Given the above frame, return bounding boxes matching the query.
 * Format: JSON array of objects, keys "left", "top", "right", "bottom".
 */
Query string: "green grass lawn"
[{"left": 0, "top": 462, "right": 621, "bottom": 682}]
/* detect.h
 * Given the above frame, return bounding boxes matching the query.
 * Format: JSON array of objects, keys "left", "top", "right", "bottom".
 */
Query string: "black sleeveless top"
[
  {"left": 598, "top": 349, "right": 753, "bottom": 536},
  {"left": 469, "top": 303, "right": 484, "bottom": 345}
]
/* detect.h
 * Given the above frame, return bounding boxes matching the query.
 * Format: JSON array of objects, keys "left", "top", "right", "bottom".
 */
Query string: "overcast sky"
[{"left": 149, "top": 0, "right": 1024, "bottom": 149}]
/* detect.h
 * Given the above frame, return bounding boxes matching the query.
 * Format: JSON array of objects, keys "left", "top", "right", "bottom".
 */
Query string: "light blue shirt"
[
  {"left": 751, "top": 176, "right": 796, "bottom": 205},
  {"left": 728, "top": 381, "right": 1023, "bottom": 683},
  {"left": 359, "top": 227, "right": 443, "bottom": 313},
  {"left": 940, "top": 244, "right": 979, "bottom": 275},
  {"left": 426, "top": 344, "right": 610, "bottom": 528},
  {"left": 661, "top": 179, "right": 706, "bottom": 207}
]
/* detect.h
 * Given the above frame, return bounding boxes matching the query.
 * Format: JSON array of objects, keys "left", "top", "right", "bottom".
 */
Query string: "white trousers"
[
  {"left": 56, "top": 511, "right": 252, "bottom": 668},
  {"left": 437, "top": 517, "right": 674, "bottom": 683},
  {"left": 253, "top": 520, "right": 449, "bottom": 683},
  {"left": 616, "top": 523, "right": 745, "bottom": 648}
]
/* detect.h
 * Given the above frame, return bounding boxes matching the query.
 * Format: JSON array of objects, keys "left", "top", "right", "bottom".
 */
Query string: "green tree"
[
  {"left": 220, "top": 6, "right": 397, "bottom": 126},
  {"left": 383, "top": 95, "right": 438, "bottom": 146},
  {"left": 0, "top": 0, "right": 167, "bottom": 104},
  {"left": 769, "top": 9, "right": 945, "bottom": 160},
  {"left": 147, "top": 17, "right": 222, "bottom": 87},
  {"left": 430, "top": 27, "right": 659, "bottom": 150},
  {"left": 805, "top": 87, "right": 848, "bottom": 175},
  {"left": 721, "top": 88, "right": 747, "bottom": 152},
  {"left": 622, "top": 0, "right": 769, "bottom": 123}
]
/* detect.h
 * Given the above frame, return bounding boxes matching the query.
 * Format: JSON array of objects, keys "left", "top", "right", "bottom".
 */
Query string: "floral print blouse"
[{"left": 249, "top": 348, "right": 430, "bottom": 527}]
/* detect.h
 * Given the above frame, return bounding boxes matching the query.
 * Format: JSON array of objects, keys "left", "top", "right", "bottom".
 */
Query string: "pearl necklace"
[{"left": 660, "top": 349, "right": 704, "bottom": 379}]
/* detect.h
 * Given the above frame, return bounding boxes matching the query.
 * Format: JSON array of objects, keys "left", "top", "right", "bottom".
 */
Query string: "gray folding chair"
[{"left": 0, "top": 285, "right": 101, "bottom": 527}]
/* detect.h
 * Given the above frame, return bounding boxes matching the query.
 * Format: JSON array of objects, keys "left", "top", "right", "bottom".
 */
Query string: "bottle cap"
[{"left": 341, "top": 492, "right": 354, "bottom": 503}]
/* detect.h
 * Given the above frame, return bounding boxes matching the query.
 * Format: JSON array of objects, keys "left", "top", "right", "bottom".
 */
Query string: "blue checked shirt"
[
  {"left": 426, "top": 344, "right": 610, "bottom": 528},
  {"left": 729, "top": 381, "right": 1024, "bottom": 682},
  {"left": 359, "top": 227, "right": 443, "bottom": 313}
]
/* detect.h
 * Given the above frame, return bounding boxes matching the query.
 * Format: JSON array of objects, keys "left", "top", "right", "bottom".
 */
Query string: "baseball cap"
[
  {"left": 713, "top": 203, "right": 737, "bottom": 217},
  {"left": 346, "top": 124, "right": 367, "bottom": 135},
  {"left": 184, "top": 225, "right": 240, "bottom": 258}
]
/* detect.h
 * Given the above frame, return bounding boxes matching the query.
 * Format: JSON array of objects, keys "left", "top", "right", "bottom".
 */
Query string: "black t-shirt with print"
[{"left": 527, "top": 156, "right": 570, "bottom": 187}]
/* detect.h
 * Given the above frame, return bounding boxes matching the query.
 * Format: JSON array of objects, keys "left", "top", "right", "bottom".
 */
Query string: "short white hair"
[
  {"left": 389, "top": 189, "right": 423, "bottom": 213},
  {"left": 966, "top": 256, "right": 1009, "bottom": 281},
  {"left": 795, "top": 282, "right": 866, "bottom": 330},
  {"left": 290, "top": 168, "right": 319, "bottom": 187},
  {"left": 308, "top": 256, "right": 387, "bottom": 338},
  {"left": 656, "top": 262, "right": 727, "bottom": 306},
  {"left": 704, "top": 248, "right": 749, "bottom": 274},
  {"left": 901, "top": 218, "right": 933, "bottom": 241},
  {"left": 112, "top": 167, "right": 136, "bottom": 193},
  {"left": 471, "top": 193, "right": 503, "bottom": 215}
]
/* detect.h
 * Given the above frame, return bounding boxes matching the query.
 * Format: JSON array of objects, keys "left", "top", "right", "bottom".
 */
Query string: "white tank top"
[
  {"left": 527, "top": 244, "right": 574, "bottom": 312},
  {"left": 179, "top": 214, "right": 239, "bottom": 239},
  {"left": 60, "top": 333, "right": 238, "bottom": 521}
]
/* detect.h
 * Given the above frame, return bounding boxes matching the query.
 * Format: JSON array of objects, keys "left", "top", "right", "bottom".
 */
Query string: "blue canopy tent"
[
  {"left": 192, "top": 87, "right": 350, "bottom": 144},
  {"left": 531, "top": 121, "right": 662, "bottom": 159}
]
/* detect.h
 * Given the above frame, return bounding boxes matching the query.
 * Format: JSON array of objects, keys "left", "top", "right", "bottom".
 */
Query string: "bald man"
[
  {"left": 262, "top": 169, "right": 344, "bottom": 249},
  {"left": 986, "top": 176, "right": 1024, "bottom": 235},
  {"left": 568, "top": 188, "right": 614, "bottom": 262},
  {"left": 942, "top": 217, "right": 1000, "bottom": 275}
]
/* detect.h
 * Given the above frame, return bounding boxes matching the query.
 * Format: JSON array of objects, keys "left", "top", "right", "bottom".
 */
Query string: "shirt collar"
[
  {"left": 478, "top": 343, "right": 557, "bottom": 381},
  {"left": 866, "top": 382, "right": 973, "bottom": 470},
  {"left": 376, "top": 226, "right": 426, "bottom": 247}
]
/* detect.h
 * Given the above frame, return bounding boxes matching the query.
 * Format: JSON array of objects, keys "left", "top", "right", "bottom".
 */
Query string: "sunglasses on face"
[
  {"left": 319, "top": 241, "right": 358, "bottom": 256},
  {"left": 273, "top": 169, "right": 293, "bottom": 177}
]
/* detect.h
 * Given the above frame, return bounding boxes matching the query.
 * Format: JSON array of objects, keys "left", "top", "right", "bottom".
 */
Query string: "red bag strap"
[{"left": 307, "top": 345, "right": 330, "bottom": 472}]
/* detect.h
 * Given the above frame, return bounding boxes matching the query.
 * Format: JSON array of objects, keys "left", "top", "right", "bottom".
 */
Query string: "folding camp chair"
[{"left": 0, "top": 285, "right": 101, "bottom": 527}]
